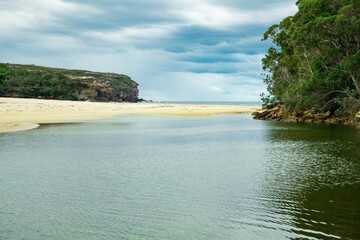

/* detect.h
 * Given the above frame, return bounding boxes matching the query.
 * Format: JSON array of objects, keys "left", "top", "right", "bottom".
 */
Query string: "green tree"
[{"left": 262, "top": 0, "right": 360, "bottom": 113}]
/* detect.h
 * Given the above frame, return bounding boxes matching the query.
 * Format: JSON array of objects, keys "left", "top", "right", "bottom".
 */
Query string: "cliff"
[{"left": 0, "top": 63, "right": 139, "bottom": 102}]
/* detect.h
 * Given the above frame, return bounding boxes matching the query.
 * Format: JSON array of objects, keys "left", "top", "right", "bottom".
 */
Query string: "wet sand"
[{"left": 0, "top": 97, "right": 261, "bottom": 133}]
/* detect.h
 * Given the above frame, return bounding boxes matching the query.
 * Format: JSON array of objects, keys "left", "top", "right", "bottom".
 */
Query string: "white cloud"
[
  {"left": 173, "top": 1, "right": 239, "bottom": 29},
  {"left": 0, "top": 0, "right": 101, "bottom": 37},
  {"left": 168, "top": 0, "right": 297, "bottom": 29},
  {"left": 84, "top": 24, "right": 176, "bottom": 47}
]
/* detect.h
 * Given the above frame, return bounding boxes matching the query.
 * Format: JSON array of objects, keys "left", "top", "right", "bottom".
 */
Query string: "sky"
[{"left": 0, "top": 0, "right": 298, "bottom": 102}]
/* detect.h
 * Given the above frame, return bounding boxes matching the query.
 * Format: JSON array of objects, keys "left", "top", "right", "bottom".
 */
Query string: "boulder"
[
  {"left": 313, "top": 111, "right": 331, "bottom": 122},
  {"left": 256, "top": 110, "right": 271, "bottom": 119},
  {"left": 324, "top": 118, "right": 343, "bottom": 125},
  {"left": 355, "top": 111, "right": 360, "bottom": 122},
  {"left": 282, "top": 116, "right": 298, "bottom": 123}
]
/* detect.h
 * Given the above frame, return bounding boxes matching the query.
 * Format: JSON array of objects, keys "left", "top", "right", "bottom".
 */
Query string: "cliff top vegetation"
[{"left": 0, "top": 63, "right": 138, "bottom": 102}]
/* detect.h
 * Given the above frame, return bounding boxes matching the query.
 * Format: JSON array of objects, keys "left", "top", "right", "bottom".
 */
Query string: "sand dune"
[{"left": 0, "top": 97, "right": 260, "bottom": 133}]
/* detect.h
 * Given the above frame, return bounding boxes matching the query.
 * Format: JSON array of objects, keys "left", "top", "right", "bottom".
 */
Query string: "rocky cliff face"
[
  {"left": 66, "top": 72, "right": 139, "bottom": 102},
  {"left": 0, "top": 63, "right": 139, "bottom": 102}
]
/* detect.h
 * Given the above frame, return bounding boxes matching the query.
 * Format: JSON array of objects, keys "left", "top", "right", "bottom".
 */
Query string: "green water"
[{"left": 0, "top": 115, "right": 359, "bottom": 240}]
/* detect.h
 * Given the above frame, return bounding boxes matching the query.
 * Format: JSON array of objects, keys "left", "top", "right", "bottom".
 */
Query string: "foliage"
[
  {"left": 261, "top": 0, "right": 360, "bottom": 113},
  {"left": 0, "top": 64, "right": 11, "bottom": 95},
  {"left": 0, "top": 64, "right": 87, "bottom": 100},
  {"left": 0, "top": 63, "right": 137, "bottom": 101}
]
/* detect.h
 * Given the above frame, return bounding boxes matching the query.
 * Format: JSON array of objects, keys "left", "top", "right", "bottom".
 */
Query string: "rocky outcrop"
[
  {"left": 0, "top": 63, "right": 139, "bottom": 102},
  {"left": 253, "top": 105, "right": 360, "bottom": 126},
  {"left": 356, "top": 111, "right": 360, "bottom": 123},
  {"left": 66, "top": 72, "right": 139, "bottom": 102}
]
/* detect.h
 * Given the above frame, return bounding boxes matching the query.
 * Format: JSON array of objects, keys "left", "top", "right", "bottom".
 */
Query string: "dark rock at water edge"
[
  {"left": 0, "top": 63, "right": 139, "bottom": 102},
  {"left": 356, "top": 111, "right": 360, "bottom": 123},
  {"left": 253, "top": 105, "right": 360, "bottom": 126}
]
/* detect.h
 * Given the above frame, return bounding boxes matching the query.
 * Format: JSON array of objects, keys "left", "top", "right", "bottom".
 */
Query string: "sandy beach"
[{"left": 0, "top": 97, "right": 261, "bottom": 133}]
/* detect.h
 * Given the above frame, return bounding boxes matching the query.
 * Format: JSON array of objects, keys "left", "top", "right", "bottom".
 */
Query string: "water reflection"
[
  {"left": 1, "top": 116, "right": 360, "bottom": 240},
  {"left": 262, "top": 122, "right": 360, "bottom": 240}
]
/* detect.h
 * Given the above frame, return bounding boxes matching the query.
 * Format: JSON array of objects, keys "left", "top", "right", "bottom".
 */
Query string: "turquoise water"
[{"left": 0, "top": 115, "right": 359, "bottom": 240}]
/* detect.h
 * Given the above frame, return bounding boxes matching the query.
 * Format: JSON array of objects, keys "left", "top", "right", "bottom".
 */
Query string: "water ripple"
[{"left": 0, "top": 115, "right": 359, "bottom": 239}]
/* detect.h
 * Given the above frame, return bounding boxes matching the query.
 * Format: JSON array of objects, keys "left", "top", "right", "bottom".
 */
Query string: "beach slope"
[{"left": 0, "top": 98, "right": 260, "bottom": 133}]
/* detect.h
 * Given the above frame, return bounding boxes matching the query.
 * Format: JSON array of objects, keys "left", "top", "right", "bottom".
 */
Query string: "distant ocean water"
[{"left": 0, "top": 115, "right": 359, "bottom": 240}]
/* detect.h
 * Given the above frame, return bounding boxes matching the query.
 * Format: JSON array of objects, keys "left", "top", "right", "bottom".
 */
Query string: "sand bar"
[{"left": 0, "top": 97, "right": 261, "bottom": 133}]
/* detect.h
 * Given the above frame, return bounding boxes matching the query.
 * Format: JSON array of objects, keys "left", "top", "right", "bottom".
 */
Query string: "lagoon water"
[{"left": 0, "top": 115, "right": 359, "bottom": 240}]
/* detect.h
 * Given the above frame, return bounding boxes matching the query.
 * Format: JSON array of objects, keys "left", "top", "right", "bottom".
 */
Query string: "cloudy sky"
[{"left": 0, "top": 0, "right": 297, "bottom": 101}]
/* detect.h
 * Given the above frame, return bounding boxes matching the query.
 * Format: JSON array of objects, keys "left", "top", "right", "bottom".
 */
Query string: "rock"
[
  {"left": 78, "top": 73, "right": 139, "bottom": 102},
  {"left": 355, "top": 111, "right": 360, "bottom": 122},
  {"left": 266, "top": 111, "right": 276, "bottom": 119},
  {"left": 324, "top": 118, "right": 343, "bottom": 124},
  {"left": 253, "top": 106, "right": 284, "bottom": 120},
  {"left": 253, "top": 104, "right": 359, "bottom": 127},
  {"left": 282, "top": 116, "right": 298, "bottom": 123},
  {"left": 138, "top": 98, "right": 150, "bottom": 102},
  {"left": 301, "top": 114, "right": 315, "bottom": 121},
  {"left": 304, "top": 118, "right": 314, "bottom": 123},
  {"left": 275, "top": 110, "right": 284, "bottom": 117},
  {"left": 323, "top": 111, "right": 331, "bottom": 118},
  {"left": 292, "top": 111, "right": 304, "bottom": 117},
  {"left": 312, "top": 111, "right": 331, "bottom": 122},
  {"left": 255, "top": 110, "right": 271, "bottom": 119},
  {"left": 303, "top": 110, "right": 311, "bottom": 116}
]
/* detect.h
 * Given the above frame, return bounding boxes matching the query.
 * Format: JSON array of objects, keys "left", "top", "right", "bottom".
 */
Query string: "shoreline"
[
  {"left": 0, "top": 97, "right": 261, "bottom": 133},
  {"left": 252, "top": 105, "right": 360, "bottom": 127}
]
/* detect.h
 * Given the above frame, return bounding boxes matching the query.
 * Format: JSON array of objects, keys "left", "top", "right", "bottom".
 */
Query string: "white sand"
[{"left": 0, "top": 97, "right": 261, "bottom": 133}]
